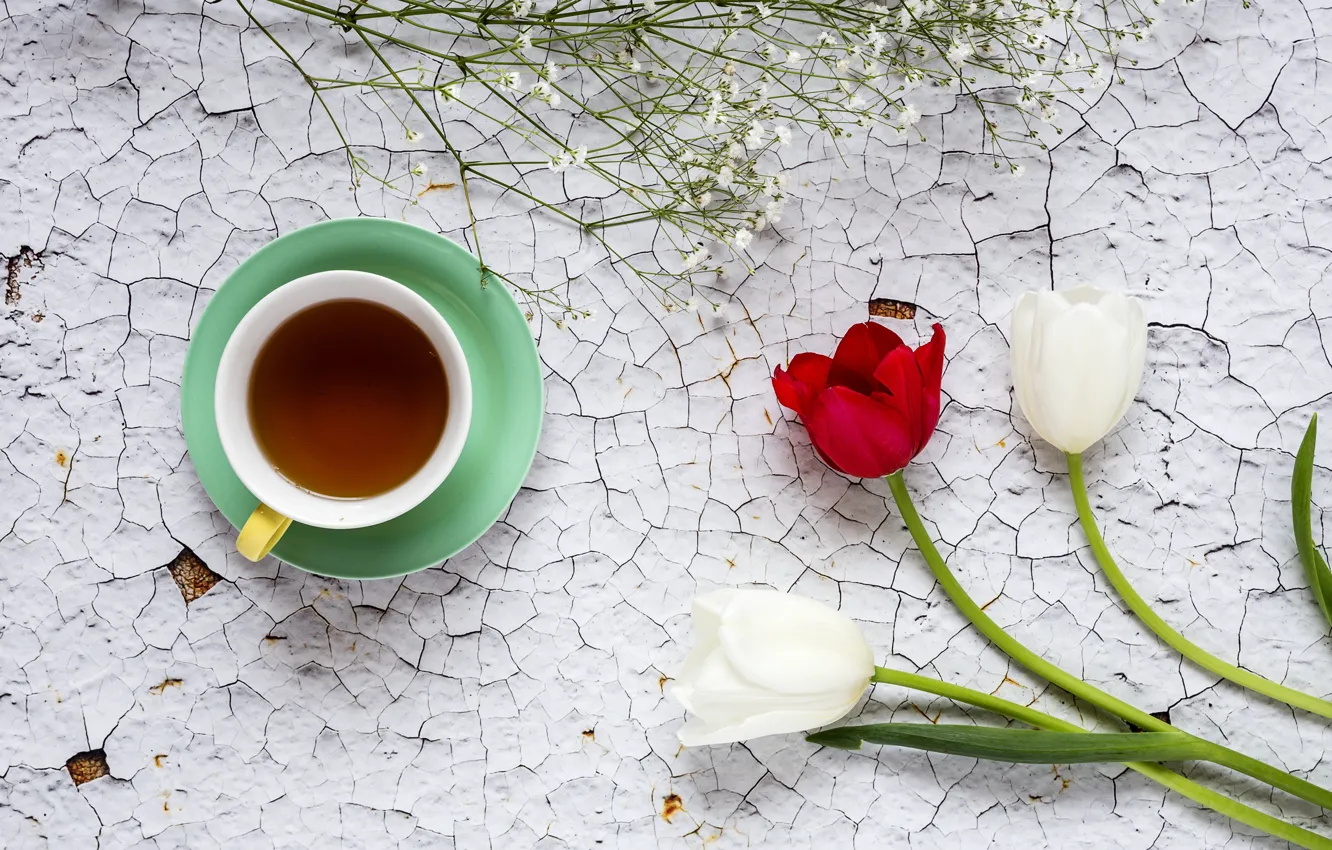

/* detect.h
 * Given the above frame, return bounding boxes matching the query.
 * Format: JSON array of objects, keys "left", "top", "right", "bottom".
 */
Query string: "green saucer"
[{"left": 181, "top": 218, "right": 543, "bottom": 579}]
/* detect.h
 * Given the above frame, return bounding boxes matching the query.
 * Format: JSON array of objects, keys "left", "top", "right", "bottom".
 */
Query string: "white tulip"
[
  {"left": 670, "top": 588, "right": 875, "bottom": 746},
  {"left": 1010, "top": 285, "right": 1147, "bottom": 454}
]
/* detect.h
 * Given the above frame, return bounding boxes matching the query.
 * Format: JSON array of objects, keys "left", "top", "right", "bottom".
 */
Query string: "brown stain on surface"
[
  {"left": 55, "top": 450, "right": 68, "bottom": 467},
  {"left": 166, "top": 547, "right": 221, "bottom": 603},
  {"left": 910, "top": 704, "right": 941, "bottom": 724},
  {"left": 868, "top": 298, "right": 917, "bottom": 319},
  {"left": 661, "top": 793, "right": 684, "bottom": 822},
  {"left": 4, "top": 245, "right": 41, "bottom": 306},
  {"left": 658, "top": 675, "right": 669, "bottom": 692},
  {"left": 153, "top": 754, "right": 167, "bottom": 768},
  {"left": 582, "top": 729, "right": 596, "bottom": 742},
  {"left": 149, "top": 678, "right": 183, "bottom": 696},
  {"left": 66, "top": 750, "right": 109, "bottom": 786},
  {"left": 416, "top": 181, "right": 457, "bottom": 197}
]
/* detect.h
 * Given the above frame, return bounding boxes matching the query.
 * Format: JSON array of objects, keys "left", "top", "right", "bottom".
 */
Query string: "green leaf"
[
  {"left": 807, "top": 723, "right": 1208, "bottom": 764},
  {"left": 1293, "top": 415, "right": 1332, "bottom": 630}
]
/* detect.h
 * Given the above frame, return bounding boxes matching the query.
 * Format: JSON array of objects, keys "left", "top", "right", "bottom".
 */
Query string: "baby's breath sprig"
[{"left": 247, "top": 0, "right": 1151, "bottom": 318}]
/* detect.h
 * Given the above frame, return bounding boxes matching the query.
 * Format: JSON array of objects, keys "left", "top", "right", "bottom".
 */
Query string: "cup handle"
[{"left": 237, "top": 503, "right": 293, "bottom": 561}]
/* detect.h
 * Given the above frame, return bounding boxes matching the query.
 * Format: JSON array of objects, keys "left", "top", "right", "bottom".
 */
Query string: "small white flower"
[
  {"left": 901, "top": 102, "right": 922, "bottom": 126},
  {"left": 727, "top": 141, "right": 744, "bottom": 161},
  {"left": 548, "top": 151, "right": 573, "bottom": 172},
  {"left": 729, "top": 8, "right": 744, "bottom": 24},
  {"left": 835, "top": 58, "right": 850, "bottom": 73},
  {"left": 405, "top": 127, "right": 423, "bottom": 143},
  {"left": 745, "top": 121, "right": 765, "bottom": 147},
  {"left": 411, "top": 163, "right": 427, "bottom": 177},
  {"left": 774, "top": 124, "right": 792, "bottom": 146},
  {"left": 543, "top": 61, "right": 561, "bottom": 82},
  {"left": 848, "top": 93, "right": 866, "bottom": 110},
  {"left": 752, "top": 213, "right": 767, "bottom": 232},
  {"left": 684, "top": 297, "right": 701, "bottom": 311},
  {"left": 516, "top": 30, "right": 533, "bottom": 52},
  {"left": 531, "top": 80, "right": 562, "bottom": 107},
  {"left": 947, "top": 40, "right": 975, "bottom": 62},
  {"left": 1010, "top": 163, "right": 1026, "bottom": 178},
  {"left": 642, "top": 0, "right": 658, "bottom": 12},
  {"left": 755, "top": 2, "right": 773, "bottom": 18},
  {"left": 696, "top": 191, "right": 713, "bottom": 207},
  {"left": 679, "top": 149, "right": 696, "bottom": 165},
  {"left": 1040, "top": 101, "right": 1059, "bottom": 123},
  {"left": 760, "top": 43, "right": 777, "bottom": 62},
  {"left": 818, "top": 31, "right": 837, "bottom": 45},
  {"left": 573, "top": 145, "right": 588, "bottom": 166},
  {"left": 785, "top": 50, "right": 803, "bottom": 66},
  {"left": 682, "top": 247, "right": 708, "bottom": 270},
  {"left": 866, "top": 24, "right": 887, "bottom": 55},
  {"left": 513, "top": 0, "right": 532, "bottom": 15},
  {"left": 704, "top": 104, "right": 723, "bottom": 129},
  {"left": 966, "top": 1, "right": 979, "bottom": 13},
  {"left": 716, "top": 165, "right": 735, "bottom": 189},
  {"left": 441, "top": 83, "right": 461, "bottom": 100},
  {"left": 582, "top": 308, "right": 598, "bottom": 321},
  {"left": 750, "top": 82, "right": 770, "bottom": 112},
  {"left": 730, "top": 227, "right": 754, "bottom": 250},
  {"left": 498, "top": 71, "right": 523, "bottom": 92}
]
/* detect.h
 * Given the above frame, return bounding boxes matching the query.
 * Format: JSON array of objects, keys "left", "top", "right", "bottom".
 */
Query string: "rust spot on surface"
[
  {"left": 66, "top": 750, "right": 109, "bottom": 786},
  {"left": 763, "top": 408, "right": 773, "bottom": 426},
  {"left": 658, "top": 675, "right": 669, "bottom": 691},
  {"left": 32, "top": 312, "right": 43, "bottom": 322},
  {"left": 166, "top": 547, "right": 221, "bottom": 603},
  {"left": 661, "top": 793, "right": 684, "bottom": 822},
  {"left": 149, "top": 678, "right": 183, "bottom": 696},
  {"left": 910, "top": 704, "right": 941, "bottom": 724},
  {"left": 4, "top": 245, "right": 42, "bottom": 306},
  {"left": 997, "top": 438, "right": 1006, "bottom": 448},
  {"left": 264, "top": 634, "right": 287, "bottom": 644},
  {"left": 416, "top": 181, "right": 457, "bottom": 197},
  {"left": 55, "top": 450, "right": 68, "bottom": 467},
  {"left": 153, "top": 754, "right": 167, "bottom": 768},
  {"left": 582, "top": 729, "right": 596, "bottom": 741},
  {"left": 868, "top": 298, "right": 916, "bottom": 319}
]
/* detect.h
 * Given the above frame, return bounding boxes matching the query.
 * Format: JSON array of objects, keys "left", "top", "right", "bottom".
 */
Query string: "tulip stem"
[
  {"left": 870, "top": 666, "right": 1332, "bottom": 850},
  {"left": 886, "top": 470, "right": 1332, "bottom": 812},
  {"left": 1067, "top": 452, "right": 1332, "bottom": 720}
]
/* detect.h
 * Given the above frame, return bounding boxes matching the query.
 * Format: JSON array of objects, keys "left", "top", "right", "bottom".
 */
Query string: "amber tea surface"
[{"left": 248, "top": 299, "right": 449, "bottom": 498}]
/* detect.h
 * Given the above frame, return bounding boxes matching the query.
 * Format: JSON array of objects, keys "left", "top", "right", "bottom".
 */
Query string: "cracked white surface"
[{"left": 3, "top": 0, "right": 1332, "bottom": 847}]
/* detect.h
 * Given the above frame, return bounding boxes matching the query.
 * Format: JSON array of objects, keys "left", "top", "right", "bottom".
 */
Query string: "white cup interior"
[{"left": 215, "top": 270, "right": 471, "bottom": 529}]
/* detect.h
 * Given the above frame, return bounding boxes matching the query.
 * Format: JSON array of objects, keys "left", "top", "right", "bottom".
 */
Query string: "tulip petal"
[
  {"left": 871, "top": 349, "right": 925, "bottom": 454},
  {"left": 677, "top": 695, "right": 863, "bottom": 747},
  {"left": 773, "top": 353, "right": 832, "bottom": 418},
  {"left": 805, "top": 387, "right": 915, "bottom": 478},
  {"left": 1031, "top": 299, "right": 1134, "bottom": 452},
  {"left": 913, "top": 323, "right": 946, "bottom": 441},
  {"left": 1010, "top": 292, "right": 1049, "bottom": 443},
  {"left": 830, "top": 322, "right": 904, "bottom": 391},
  {"left": 718, "top": 588, "right": 876, "bottom": 695}
]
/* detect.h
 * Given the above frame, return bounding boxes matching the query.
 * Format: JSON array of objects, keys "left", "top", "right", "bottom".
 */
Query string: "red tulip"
[{"left": 773, "top": 322, "right": 946, "bottom": 478}]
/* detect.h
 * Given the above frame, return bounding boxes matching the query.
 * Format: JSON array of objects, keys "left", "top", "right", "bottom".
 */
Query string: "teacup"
[{"left": 215, "top": 270, "right": 471, "bottom": 561}]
